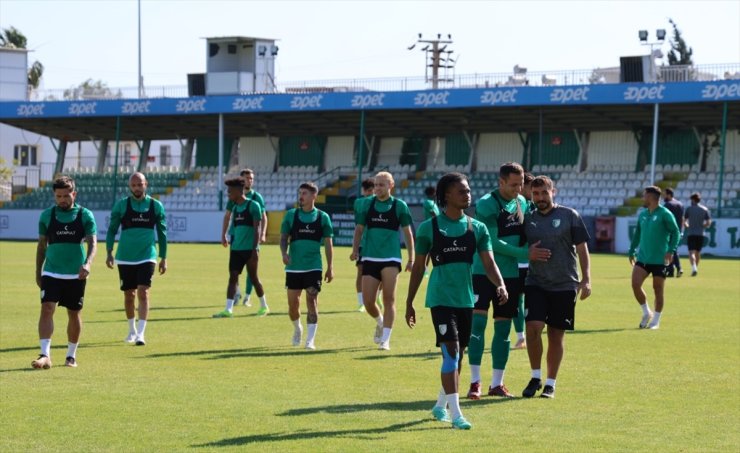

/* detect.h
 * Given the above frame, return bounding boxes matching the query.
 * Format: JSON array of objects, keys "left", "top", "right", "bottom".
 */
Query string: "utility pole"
[
  {"left": 408, "top": 33, "right": 455, "bottom": 89},
  {"left": 138, "top": 0, "right": 143, "bottom": 98}
]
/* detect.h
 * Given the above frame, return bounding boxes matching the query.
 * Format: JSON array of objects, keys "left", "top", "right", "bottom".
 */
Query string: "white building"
[{"left": 0, "top": 47, "right": 180, "bottom": 198}]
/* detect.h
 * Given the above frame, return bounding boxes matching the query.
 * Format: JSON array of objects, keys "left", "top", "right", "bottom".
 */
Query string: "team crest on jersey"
[
  {"left": 438, "top": 324, "right": 447, "bottom": 335},
  {"left": 552, "top": 219, "right": 561, "bottom": 228},
  {"left": 652, "top": 215, "right": 658, "bottom": 221}
]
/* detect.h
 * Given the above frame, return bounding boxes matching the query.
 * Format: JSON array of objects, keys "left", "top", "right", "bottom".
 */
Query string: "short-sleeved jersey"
[
  {"left": 231, "top": 198, "right": 264, "bottom": 251},
  {"left": 415, "top": 213, "right": 492, "bottom": 309},
  {"left": 355, "top": 196, "right": 413, "bottom": 262},
  {"left": 227, "top": 190, "right": 265, "bottom": 235},
  {"left": 106, "top": 195, "right": 167, "bottom": 264},
  {"left": 280, "top": 207, "right": 333, "bottom": 272},
  {"left": 629, "top": 205, "right": 681, "bottom": 265},
  {"left": 684, "top": 203, "right": 711, "bottom": 236},
  {"left": 663, "top": 198, "right": 684, "bottom": 232},
  {"left": 39, "top": 204, "right": 97, "bottom": 278},
  {"left": 226, "top": 189, "right": 265, "bottom": 212},
  {"left": 423, "top": 198, "right": 440, "bottom": 220},
  {"left": 353, "top": 194, "right": 373, "bottom": 251},
  {"left": 524, "top": 205, "right": 590, "bottom": 291},
  {"left": 472, "top": 190, "right": 529, "bottom": 278}
]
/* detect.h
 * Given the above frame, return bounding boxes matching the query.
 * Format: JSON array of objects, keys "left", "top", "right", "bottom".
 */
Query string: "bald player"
[{"left": 106, "top": 172, "right": 168, "bottom": 346}]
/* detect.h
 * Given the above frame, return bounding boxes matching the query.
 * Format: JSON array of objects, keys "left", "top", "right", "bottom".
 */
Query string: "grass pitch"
[{"left": 1, "top": 241, "right": 738, "bottom": 452}]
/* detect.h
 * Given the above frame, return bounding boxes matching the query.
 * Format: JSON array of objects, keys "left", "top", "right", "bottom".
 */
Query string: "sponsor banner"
[
  {"left": 2, "top": 81, "right": 738, "bottom": 119},
  {"left": 615, "top": 216, "right": 740, "bottom": 257},
  {"left": 329, "top": 212, "right": 356, "bottom": 247},
  {"left": 0, "top": 209, "right": 224, "bottom": 243}
]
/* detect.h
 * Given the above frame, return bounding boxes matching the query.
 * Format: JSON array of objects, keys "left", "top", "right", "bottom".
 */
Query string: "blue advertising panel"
[{"left": 1, "top": 81, "right": 738, "bottom": 120}]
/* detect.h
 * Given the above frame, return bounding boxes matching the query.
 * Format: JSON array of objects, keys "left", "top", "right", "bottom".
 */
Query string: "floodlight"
[
  {"left": 271, "top": 45, "right": 279, "bottom": 56},
  {"left": 257, "top": 45, "right": 267, "bottom": 56},
  {"left": 638, "top": 30, "right": 648, "bottom": 42},
  {"left": 656, "top": 29, "right": 666, "bottom": 40}
]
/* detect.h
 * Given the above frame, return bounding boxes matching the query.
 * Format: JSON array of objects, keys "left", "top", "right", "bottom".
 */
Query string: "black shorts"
[
  {"left": 519, "top": 266, "right": 528, "bottom": 282},
  {"left": 635, "top": 261, "right": 668, "bottom": 279},
  {"left": 41, "top": 276, "right": 86, "bottom": 311},
  {"left": 472, "top": 275, "right": 522, "bottom": 318},
  {"left": 524, "top": 286, "right": 577, "bottom": 331},
  {"left": 118, "top": 262, "right": 156, "bottom": 291},
  {"left": 687, "top": 235, "right": 705, "bottom": 251},
  {"left": 430, "top": 305, "right": 472, "bottom": 350},
  {"left": 285, "top": 271, "right": 323, "bottom": 292},
  {"left": 229, "top": 250, "right": 254, "bottom": 273},
  {"left": 361, "top": 260, "right": 401, "bottom": 280}
]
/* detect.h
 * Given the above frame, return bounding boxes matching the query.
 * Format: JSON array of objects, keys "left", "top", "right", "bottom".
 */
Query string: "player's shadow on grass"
[
  {"left": 192, "top": 419, "right": 433, "bottom": 447},
  {"left": 86, "top": 316, "right": 209, "bottom": 324},
  {"left": 569, "top": 328, "right": 629, "bottom": 335},
  {"left": 144, "top": 346, "right": 369, "bottom": 360},
  {"left": 95, "top": 306, "right": 217, "bottom": 313},
  {"left": 356, "top": 351, "right": 437, "bottom": 361},
  {"left": 277, "top": 399, "right": 437, "bottom": 416},
  {"left": 0, "top": 341, "right": 119, "bottom": 354},
  {"left": 0, "top": 367, "right": 43, "bottom": 373}
]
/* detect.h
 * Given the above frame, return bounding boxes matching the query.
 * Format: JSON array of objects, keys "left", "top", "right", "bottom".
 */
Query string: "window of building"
[
  {"left": 13, "top": 145, "right": 38, "bottom": 166},
  {"left": 160, "top": 145, "right": 171, "bottom": 166}
]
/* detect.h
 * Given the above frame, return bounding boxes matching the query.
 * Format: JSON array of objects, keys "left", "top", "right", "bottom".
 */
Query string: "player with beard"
[
  {"left": 33, "top": 176, "right": 97, "bottom": 369},
  {"left": 521, "top": 176, "right": 591, "bottom": 399},
  {"left": 106, "top": 172, "right": 167, "bottom": 346}
]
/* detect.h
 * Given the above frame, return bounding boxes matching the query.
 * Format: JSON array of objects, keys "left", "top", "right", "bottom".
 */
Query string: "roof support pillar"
[
  {"left": 136, "top": 139, "right": 151, "bottom": 173},
  {"left": 179, "top": 137, "right": 195, "bottom": 171},
  {"left": 717, "top": 101, "right": 728, "bottom": 218},
  {"left": 649, "top": 103, "right": 660, "bottom": 186},
  {"left": 218, "top": 114, "right": 224, "bottom": 211},
  {"left": 357, "top": 110, "right": 365, "bottom": 198},
  {"left": 52, "top": 139, "right": 68, "bottom": 176},
  {"left": 93, "top": 139, "right": 110, "bottom": 173}
]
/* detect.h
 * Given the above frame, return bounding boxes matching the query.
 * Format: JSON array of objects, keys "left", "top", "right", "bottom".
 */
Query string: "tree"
[
  {"left": 0, "top": 26, "right": 44, "bottom": 90},
  {"left": 0, "top": 26, "right": 27, "bottom": 48},
  {"left": 667, "top": 19, "right": 693, "bottom": 66},
  {"left": 63, "top": 79, "right": 122, "bottom": 100},
  {"left": 0, "top": 157, "right": 13, "bottom": 201}
]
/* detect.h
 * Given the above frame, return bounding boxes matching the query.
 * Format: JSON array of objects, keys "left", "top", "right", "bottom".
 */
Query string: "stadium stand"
[{"left": 2, "top": 126, "right": 738, "bottom": 219}]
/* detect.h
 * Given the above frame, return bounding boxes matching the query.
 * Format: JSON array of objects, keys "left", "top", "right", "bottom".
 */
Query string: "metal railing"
[{"left": 27, "top": 63, "right": 740, "bottom": 101}]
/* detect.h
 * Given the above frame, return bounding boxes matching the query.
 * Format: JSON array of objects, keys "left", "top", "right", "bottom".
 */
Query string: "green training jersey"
[
  {"left": 423, "top": 198, "right": 440, "bottom": 219},
  {"left": 471, "top": 190, "right": 528, "bottom": 278},
  {"left": 39, "top": 204, "right": 97, "bottom": 278},
  {"left": 281, "top": 208, "right": 333, "bottom": 272},
  {"left": 355, "top": 195, "right": 413, "bottom": 262},
  {"left": 353, "top": 194, "right": 373, "bottom": 252},
  {"left": 415, "top": 213, "right": 492, "bottom": 309},
  {"left": 106, "top": 195, "right": 167, "bottom": 264},
  {"left": 629, "top": 205, "right": 680, "bottom": 265},
  {"left": 227, "top": 190, "right": 265, "bottom": 235},
  {"left": 231, "top": 198, "right": 263, "bottom": 251}
]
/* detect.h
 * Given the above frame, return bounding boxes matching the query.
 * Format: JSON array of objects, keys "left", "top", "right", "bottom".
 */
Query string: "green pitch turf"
[{"left": 1, "top": 241, "right": 738, "bottom": 452}]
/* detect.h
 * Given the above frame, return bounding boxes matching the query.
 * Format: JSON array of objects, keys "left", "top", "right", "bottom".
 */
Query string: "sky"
[{"left": 1, "top": 0, "right": 738, "bottom": 91}]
